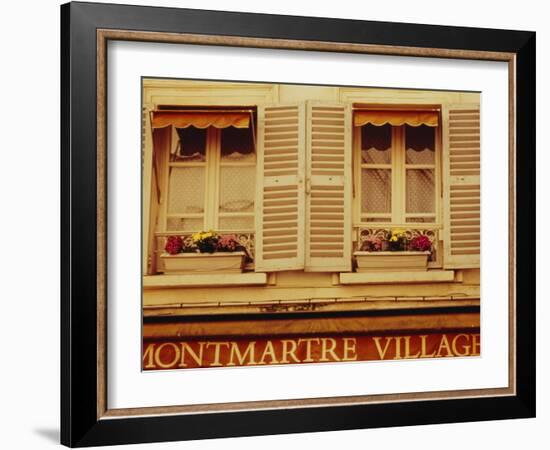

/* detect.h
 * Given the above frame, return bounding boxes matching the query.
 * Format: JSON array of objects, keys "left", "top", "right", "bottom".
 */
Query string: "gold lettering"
[
  {"left": 342, "top": 338, "right": 357, "bottom": 361},
  {"left": 320, "top": 338, "right": 340, "bottom": 362},
  {"left": 394, "top": 336, "right": 403, "bottom": 359},
  {"left": 154, "top": 342, "right": 180, "bottom": 369},
  {"left": 298, "top": 338, "right": 320, "bottom": 362},
  {"left": 142, "top": 343, "right": 156, "bottom": 369},
  {"left": 178, "top": 342, "right": 205, "bottom": 367},
  {"left": 451, "top": 334, "right": 470, "bottom": 357},
  {"left": 404, "top": 336, "right": 421, "bottom": 359},
  {"left": 206, "top": 342, "right": 230, "bottom": 367},
  {"left": 373, "top": 337, "right": 393, "bottom": 360},
  {"left": 436, "top": 335, "right": 453, "bottom": 357},
  {"left": 258, "top": 341, "right": 280, "bottom": 365},
  {"left": 471, "top": 334, "right": 481, "bottom": 356},
  {"left": 227, "top": 341, "right": 256, "bottom": 366},
  {"left": 420, "top": 335, "right": 436, "bottom": 358},
  {"left": 280, "top": 340, "right": 300, "bottom": 364}
]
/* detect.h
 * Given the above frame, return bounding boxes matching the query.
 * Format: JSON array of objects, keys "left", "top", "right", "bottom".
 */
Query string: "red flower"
[
  {"left": 409, "top": 235, "right": 432, "bottom": 252},
  {"left": 164, "top": 236, "right": 183, "bottom": 255}
]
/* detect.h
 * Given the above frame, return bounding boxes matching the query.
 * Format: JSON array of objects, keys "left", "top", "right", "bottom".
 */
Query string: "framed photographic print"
[{"left": 61, "top": 1, "right": 535, "bottom": 447}]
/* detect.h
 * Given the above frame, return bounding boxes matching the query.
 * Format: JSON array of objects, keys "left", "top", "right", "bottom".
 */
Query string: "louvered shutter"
[
  {"left": 255, "top": 103, "right": 306, "bottom": 272},
  {"left": 442, "top": 103, "right": 481, "bottom": 269},
  {"left": 305, "top": 102, "right": 352, "bottom": 272}
]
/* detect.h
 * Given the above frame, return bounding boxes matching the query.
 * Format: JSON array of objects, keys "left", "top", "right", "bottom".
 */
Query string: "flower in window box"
[
  {"left": 409, "top": 234, "right": 432, "bottom": 253},
  {"left": 162, "top": 231, "right": 247, "bottom": 274},
  {"left": 191, "top": 230, "right": 219, "bottom": 253},
  {"left": 216, "top": 234, "right": 240, "bottom": 252},
  {"left": 360, "top": 236, "right": 384, "bottom": 252},
  {"left": 180, "top": 238, "right": 199, "bottom": 253},
  {"left": 388, "top": 228, "right": 406, "bottom": 251},
  {"left": 217, "top": 234, "right": 254, "bottom": 263},
  {"left": 164, "top": 236, "right": 183, "bottom": 255}
]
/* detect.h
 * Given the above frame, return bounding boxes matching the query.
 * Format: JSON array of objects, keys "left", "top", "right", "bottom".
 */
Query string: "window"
[
  {"left": 165, "top": 120, "right": 256, "bottom": 233},
  {"left": 146, "top": 101, "right": 480, "bottom": 276},
  {"left": 357, "top": 122, "right": 439, "bottom": 225}
]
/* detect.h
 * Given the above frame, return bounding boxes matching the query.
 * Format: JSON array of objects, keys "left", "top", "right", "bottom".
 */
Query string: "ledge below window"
[
  {"left": 339, "top": 270, "right": 455, "bottom": 285},
  {"left": 143, "top": 272, "right": 267, "bottom": 288}
]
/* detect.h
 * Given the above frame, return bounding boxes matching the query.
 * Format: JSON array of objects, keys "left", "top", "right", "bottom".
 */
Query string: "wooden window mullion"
[
  {"left": 204, "top": 127, "right": 220, "bottom": 230},
  {"left": 392, "top": 126, "right": 405, "bottom": 224}
]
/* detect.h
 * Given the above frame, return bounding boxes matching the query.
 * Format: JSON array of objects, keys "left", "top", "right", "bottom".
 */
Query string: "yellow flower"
[{"left": 191, "top": 230, "right": 217, "bottom": 242}]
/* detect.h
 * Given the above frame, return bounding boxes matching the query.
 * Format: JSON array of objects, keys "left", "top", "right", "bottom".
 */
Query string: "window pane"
[
  {"left": 219, "top": 166, "right": 255, "bottom": 213},
  {"left": 361, "top": 124, "right": 391, "bottom": 163},
  {"left": 362, "top": 147, "right": 391, "bottom": 164},
  {"left": 175, "top": 127, "right": 206, "bottom": 161},
  {"left": 168, "top": 167, "right": 205, "bottom": 214},
  {"left": 406, "top": 169, "right": 435, "bottom": 213},
  {"left": 166, "top": 217, "right": 204, "bottom": 232},
  {"left": 361, "top": 169, "right": 392, "bottom": 213},
  {"left": 406, "top": 217, "right": 435, "bottom": 223},
  {"left": 219, "top": 216, "right": 255, "bottom": 231},
  {"left": 405, "top": 125, "right": 435, "bottom": 164},
  {"left": 221, "top": 126, "right": 256, "bottom": 162},
  {"left": 364, "top": 217, "right": 391, "bottom": 223}
]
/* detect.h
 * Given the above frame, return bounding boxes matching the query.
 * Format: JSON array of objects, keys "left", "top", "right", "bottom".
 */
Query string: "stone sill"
[
  {"left": 339, "top": 270, "right": 455, "bottom": 285},
  {"left": 143, "top": 272, "right": 267, "bottom": 288}
]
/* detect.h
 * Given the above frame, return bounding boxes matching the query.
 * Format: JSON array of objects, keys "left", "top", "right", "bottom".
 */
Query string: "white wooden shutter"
[
  {"left": 442, "top": 103, "right": 481, "bottom": 269},
  {"left": 305, "top": 102, "right": 353, "bottom": 272},
  {"left": 255, "top": 103, "right": 306, "bottom": 272}
]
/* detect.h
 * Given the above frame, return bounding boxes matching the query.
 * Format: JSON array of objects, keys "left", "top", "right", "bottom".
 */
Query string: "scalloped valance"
[
  {"left": 152, "top": 111, "right": 250, "bottom": 129},
  {"left": 354, "top": 110, "right": 439, "bottom": 127}
]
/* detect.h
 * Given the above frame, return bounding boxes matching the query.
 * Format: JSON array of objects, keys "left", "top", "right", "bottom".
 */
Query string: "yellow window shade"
[
  {"left": 152, "top": 111, "right": 250, "bottom": 129},
  {"left": 354, "top": 110, "right": 439, "bottom": 127}
]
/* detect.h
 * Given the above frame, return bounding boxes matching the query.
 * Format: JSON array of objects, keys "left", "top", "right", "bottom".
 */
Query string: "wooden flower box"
[
  {"left": 354, "top": 251, "right": 430, "bottom": 272},
  {"left": 160, "top": 251, "right": 246, "bottom": 274}
]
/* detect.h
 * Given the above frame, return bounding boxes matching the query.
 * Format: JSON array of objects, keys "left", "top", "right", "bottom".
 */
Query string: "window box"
[
  {"left": 161, "top": 251, "right": 247, "bottom": 274},
  {"left": 354, "top": 251, "right": 430, "bottom": 272}
]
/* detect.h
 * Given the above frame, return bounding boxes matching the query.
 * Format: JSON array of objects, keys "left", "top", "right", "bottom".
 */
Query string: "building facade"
[{"left": 141, "top": 79, "right": 480, "bottom": 370}]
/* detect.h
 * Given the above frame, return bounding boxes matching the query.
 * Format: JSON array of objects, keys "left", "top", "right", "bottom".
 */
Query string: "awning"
[
  {"left": 354, "top": 110, "right": 439, "bottom": 127},
  {"left": 152, "top": 111, "right": 250, "bottom": 129}
]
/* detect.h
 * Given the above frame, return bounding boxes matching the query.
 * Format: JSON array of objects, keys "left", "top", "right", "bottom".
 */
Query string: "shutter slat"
[
  {"left": 450, "top": 156, "right": 480, "bottom": 163},
  {"left": 264, "top": 162, "right": 299, "bottom": 170},
  {"left": 263, "top": 229, "right": 299, "bottom": 237},
  {"left": 451, "top": 201, "right": 481, "bottom": 208},
  {"left": 263, "top": 244, "right": 298, "bottom": 252},
  {"left": 310, "top": 229, "right": 345, "bottom": 236},
  {"left": 448, "top": 121, "right": 480, "bottom": 128},
  {"left": 264, "top": 236, "right": 297, "bottom": 245},
  {"left": 443, "top": 103, "right": 481, "bottom": 269},
  {"left": 265, "top": 154, "right": 299, "bottom": 163},
  {"left": 305, "top": 103, "right": 352, "bottom": 272},
  {"left": 265, "top": 132, "right": 298, "bottom": 142},
  {"left": 255, "top": 103, "right": 306, "bottom": 272},
  {"left": 265, "top": 169, "right": 300, "bottom": 177}
]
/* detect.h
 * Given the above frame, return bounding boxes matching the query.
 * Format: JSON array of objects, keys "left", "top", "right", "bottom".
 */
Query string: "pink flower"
[
  {"left": 361, "top": 236, "right": 383, "bottom": 252},
  {"left": 216, "top": 234, "right": 239, "bottom": 252}
]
